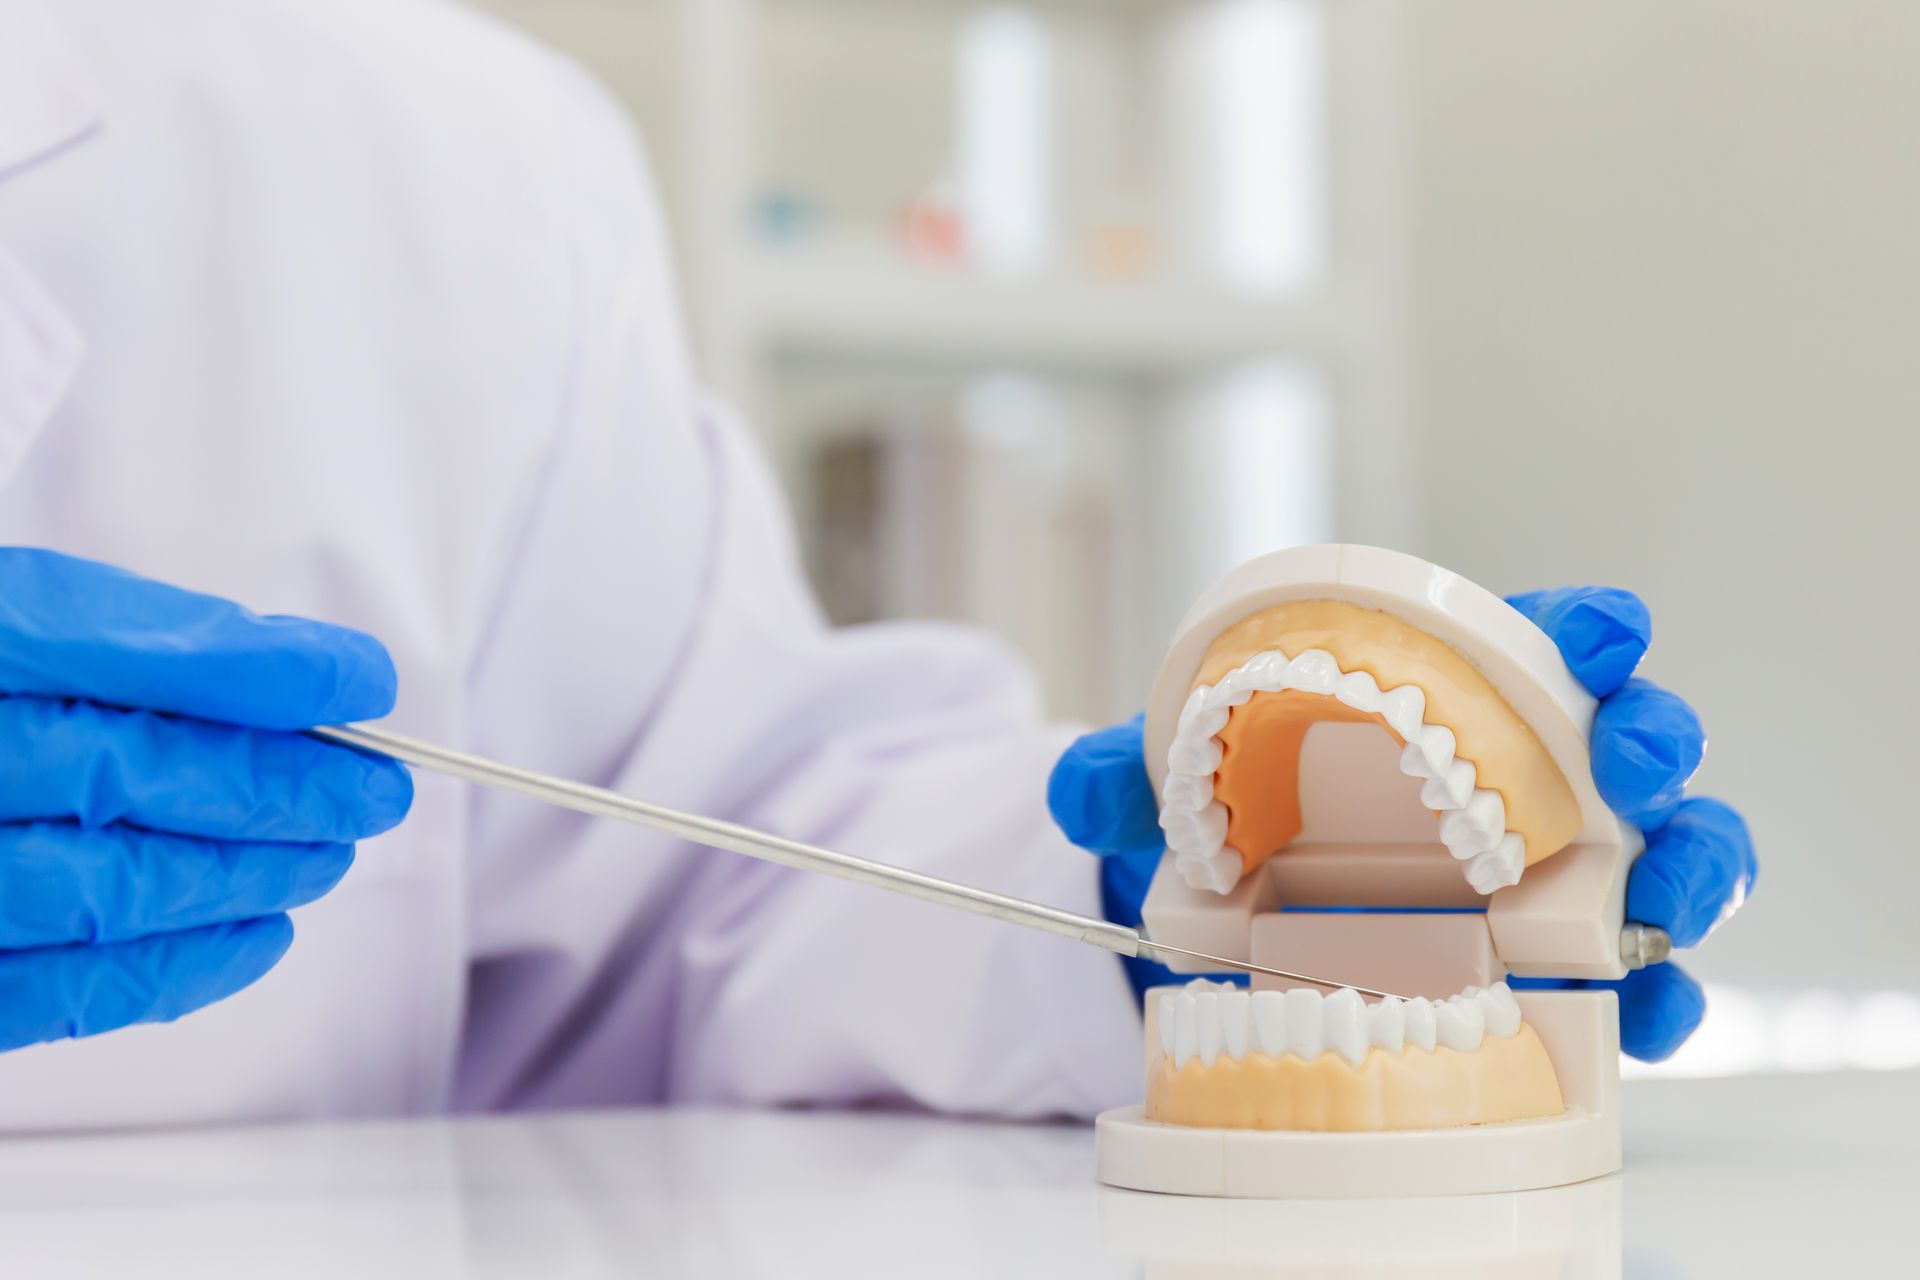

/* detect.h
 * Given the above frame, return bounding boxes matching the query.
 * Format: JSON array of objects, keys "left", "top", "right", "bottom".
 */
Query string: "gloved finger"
[
  {"left": 1505, "top": 586, "right": 1651, "bottom": 697},
  {"left": 1626, "top": 797, "right": 1757, "bottom": 948},
  {"left": 0, "top": 697, "right": 412, "bottom": 842},
  {"left": 1511, "top": 962, "right": 1708, "bottom": 1062},
  {"left": 1048, "top": 714, "right": 1164, "bottom": 859},
  {"left": 0, "top": 915, "right": 294, "bottom": 1053},
  {"left": 0, "top": 548, "right": 396, "bottom": 729},
  {"left": 0, "top": 823, "right": 353, "bottom": 950},
  {"left": 1099, "top": 844, "right": 1163, "bottom": 931},
  {"left": 1591, "top": 679, "right": 1705, "bottom": 829},
  {"left": 1613, "top": 962, "right": 1706, "bottom": 1062}
]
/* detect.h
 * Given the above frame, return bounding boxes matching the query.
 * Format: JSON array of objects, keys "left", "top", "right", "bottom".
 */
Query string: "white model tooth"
[
  {"left": 1193, "top": 989, "right": 1224, "bottom": 1067},
  {"left": 1481, "top": 983, "right": 1523, "bottom": 1038},
  {"left": 1158, "top": 994, "right": 1177, "bottom": 1058},
  {"left": 1165, "top": 800, "right": 1228, "bottom": 854},
  {"left": 1173, "top": 990, "right": 1199, "bottom": 1067},
  {"left": 1167, "top": 736, "right": 1224, "bottom": 777},
  {"left": 1192, "top": 793, "right": 1228, "bottom": 838},
  {"left": 1410, "top": 724, "right": 1457, "bottom": 774},
  {"left": 1378, "top": 684, "right": 1426, "bottom": 741},
  {"left": 1176, "top": 845, "right": 1243, "bottom": 894},
  {"left": 1159, "top": 771, "right": 1213, "bottom": 811},
  {"left": 1282, "top": 988, "right": 1325, "bottom": 1059},
  {"left": 1398, "top": 726, "right": 1467, "bottom": 801},
  {"left": 1403, "top": 997, "right": 1438, "bottom": 1052},
  {"left": 1368, "top": 996, "right": 1407, "bottom": 1052},
  {"left": 1398, "top": 743, "right": 1430, "bottom": 780},
  {"left": 1438, "top": 811, "right": 1475, "bottom": 859},
  {"left": 1437, "top": 994, "right": 1487, "bottom": 1052},
  {"left": 1433, "top": 997, "right": 1467, "bottom": 1051},
  {"left": 1240, "top": 651, "right": 1287, "bottom": 690},
  {"left": 1218, "top": 990, "right": 1252, "bottom": 1059},
  {"left": 1323, "top": 988, "right": 1368, "bottom": 1066},
  {"left": 1214, "top": 673, "right": 1257, "bottom": 709},
  {"left": 1440, "top": 790, "right": 1506, "bottom": 860},
  {"left": 1454, "top": 993, "right": 1490, "bottom": 1047},
  {"left": 1465, "top": 834, "right": 1527, "bottom": 893},
  {"left": 1420, "top": 759, "right": 1477, "bottom": 810},
  {"left": 1283, "top": 649, "right": 1340, "bottom": 697},
  {"left": 1176, "top": 699, "right": 1230, "bottom": 741},
  {"left": 1335, "top": 671, "right": 1382, "bottom": 714},
  {"left": 1251, "top": 990, "right": 1287, "bottom": 1057}
]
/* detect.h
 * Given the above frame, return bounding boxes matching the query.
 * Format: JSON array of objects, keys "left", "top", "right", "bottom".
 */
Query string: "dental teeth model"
[{"left": 1096, "top": 546, "right": 1639, "bottom": 1198}]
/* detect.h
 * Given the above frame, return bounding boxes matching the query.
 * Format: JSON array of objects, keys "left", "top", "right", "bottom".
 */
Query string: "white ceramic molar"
[
  {"left": 1161, "top": 981, "right": 1526, "bottom": 1069},
  {"left": 1159, "top": 649, "right": 1532, "bottom": 896},
  {"left": 1465, "top": 834, "right": 1527, "bottom": 895},
  {"left": 1436, "top": 996, "right": 1486, "bottom": 1052},
  {"left": 1439, "top": 791, "right": 1506, "bottom": 860},
  {"left": 1401, "top": 738, "right": 1476, "bottom": 810},
  {"left": 1474, "top": 983, "right": 1524, "bottom": 1038}
]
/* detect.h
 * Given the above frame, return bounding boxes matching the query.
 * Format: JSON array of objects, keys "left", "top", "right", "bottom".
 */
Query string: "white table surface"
[{"left": 0, "top": 1070, "right": 1911, "bottom": 1278}]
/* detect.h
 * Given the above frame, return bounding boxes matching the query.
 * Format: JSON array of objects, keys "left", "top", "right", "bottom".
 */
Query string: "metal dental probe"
[{"left": 311, "top": 722, "right": 1412, "bottom": 999}]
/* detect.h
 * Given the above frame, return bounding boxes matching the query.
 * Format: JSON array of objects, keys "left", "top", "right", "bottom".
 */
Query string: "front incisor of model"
[
  {"left": 1146, "top": 981, "right": 1564, "bottom": 1131},
  {"left": 1158, "top": 600, "right": 1583, "bottom": 895}
]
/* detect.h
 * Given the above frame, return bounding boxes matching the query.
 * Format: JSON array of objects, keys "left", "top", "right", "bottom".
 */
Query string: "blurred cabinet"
[{"left": 474, "top": 0, "right": 1407, "bottom": 722}]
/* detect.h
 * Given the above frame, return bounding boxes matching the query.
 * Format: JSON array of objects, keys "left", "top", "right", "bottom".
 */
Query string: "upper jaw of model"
[
  {"left": 1156, "top": 599, "right": 1583, "bottom": 897},
  {"left": 1163, "top": 649, "right": 1517, "bottom": 893}
]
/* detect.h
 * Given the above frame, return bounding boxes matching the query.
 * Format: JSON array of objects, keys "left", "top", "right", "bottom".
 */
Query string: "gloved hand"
[
  {"left": 0, "top": 548, "right": 412, "bottom": 1053},
  {"left": 1048, "top": 585, "right": 1755, "bottom": 1062}
]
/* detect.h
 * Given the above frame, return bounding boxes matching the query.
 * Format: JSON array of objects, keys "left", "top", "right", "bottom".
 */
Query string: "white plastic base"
[
  {"left": 1098, "top": 990, "right": 1620, "bottom": 1198},
  {"left": 1096, "top": 1104, "right": 1613, "bottom": 1199}
]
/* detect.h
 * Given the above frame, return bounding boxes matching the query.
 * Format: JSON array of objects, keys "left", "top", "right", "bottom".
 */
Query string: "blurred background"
[{"left": 471, "top": 0, "right": 1918, "bottom": 1068}]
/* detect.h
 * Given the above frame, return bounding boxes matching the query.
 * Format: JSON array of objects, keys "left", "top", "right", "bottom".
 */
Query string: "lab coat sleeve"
[{"left": 453, "top": 62, "right": 1144, "bottom": 1117}]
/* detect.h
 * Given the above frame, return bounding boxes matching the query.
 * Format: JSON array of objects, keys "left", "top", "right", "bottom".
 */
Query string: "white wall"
[{"left": 1404, "top": 1, "right": 1920, "bottom": 988}]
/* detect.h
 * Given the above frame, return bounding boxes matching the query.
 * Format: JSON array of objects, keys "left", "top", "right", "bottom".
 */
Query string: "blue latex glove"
[
  {"left": 0, "top": 549, "right": 413, "bottom": 1052},
  {"left": 1048, "top": 585, "right": 1755, "bottom": 1062}
]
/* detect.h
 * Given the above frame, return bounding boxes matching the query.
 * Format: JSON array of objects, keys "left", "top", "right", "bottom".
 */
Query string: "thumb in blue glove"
[{"left": 1047, "top": 713, "right": 1177, "bottom": 995}]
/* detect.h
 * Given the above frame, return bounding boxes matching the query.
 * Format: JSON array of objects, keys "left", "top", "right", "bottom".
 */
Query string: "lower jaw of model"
[{"left": 1146, "top": 980, "right": 1565, "bottom": 1132}]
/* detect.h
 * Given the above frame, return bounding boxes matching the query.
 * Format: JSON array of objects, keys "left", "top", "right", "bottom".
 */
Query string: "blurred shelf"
[{"left": 733, "top": 242, "right": 1341, "bottom": 374}]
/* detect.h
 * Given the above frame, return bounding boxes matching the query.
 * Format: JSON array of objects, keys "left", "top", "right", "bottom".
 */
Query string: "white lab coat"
[{"left": 0, "top": 0, "right": 1141, "bottom": 1128}]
